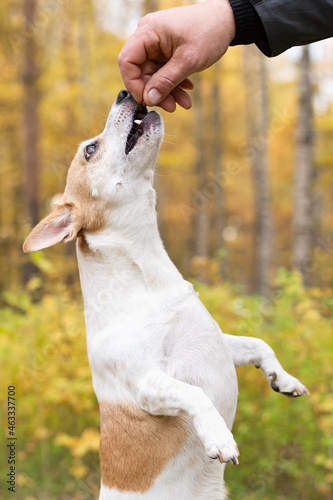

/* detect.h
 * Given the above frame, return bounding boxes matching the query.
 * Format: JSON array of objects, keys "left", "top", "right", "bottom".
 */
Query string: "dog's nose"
[{"left": 116, "top": 89, "right": 130, "bottom": 104}]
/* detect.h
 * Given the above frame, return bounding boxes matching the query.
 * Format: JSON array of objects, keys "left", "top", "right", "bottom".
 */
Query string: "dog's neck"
[{"left": 76, "top": 188, "right": 190, "bottom": 334}]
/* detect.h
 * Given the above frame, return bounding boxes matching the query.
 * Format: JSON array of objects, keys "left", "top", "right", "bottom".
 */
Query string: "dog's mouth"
[{"left": 125, "top": 104, "right": 149, "bottom": 155}]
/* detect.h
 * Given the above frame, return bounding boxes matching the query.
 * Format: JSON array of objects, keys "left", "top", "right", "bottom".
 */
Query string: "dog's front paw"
[
  {"left": 194, "top": 412, "right": 239, "bottom": 465},
  {"left": 207, "top": 440, "right": 240, "bottom": 466},
  {"left": 268, "top": 371, "right": 310, "bottom": 397}
]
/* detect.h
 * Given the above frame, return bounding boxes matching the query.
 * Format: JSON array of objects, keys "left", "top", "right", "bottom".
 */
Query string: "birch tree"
[
  {"left": 243, "top": 46, "right": 272, "bottom": 296},
  {"left": 211, "top": 65, "right": 227, "bottom": 279},
  {"left": 22, "top": 0, "right": 40, "bottom": 283},
  {"left": 143, "top": 0, "right": 158, "bottom": 13},
  {"left": 23, "top": 0, "right": 40, "bottom": 228},
  {"left": 193, "top": 73, "right": 209, "bottom": 265},
  {"left": 292, "top": 46, "right": 314, "bottom": 285}
]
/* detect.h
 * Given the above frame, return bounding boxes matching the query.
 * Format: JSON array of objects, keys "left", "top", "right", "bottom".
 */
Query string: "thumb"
[{"left": 143, "top": 54, "right": 191, "bottom": 106}]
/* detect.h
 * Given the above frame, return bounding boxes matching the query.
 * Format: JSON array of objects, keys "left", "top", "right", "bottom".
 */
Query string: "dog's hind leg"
[{"left": 224, "top": 335, "right": 310, "bottom": 397}]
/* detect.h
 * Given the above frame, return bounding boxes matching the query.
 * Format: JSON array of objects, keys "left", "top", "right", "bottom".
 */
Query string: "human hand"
[{"left": 118, "top": 0, "right": 236, "bottom": 112}]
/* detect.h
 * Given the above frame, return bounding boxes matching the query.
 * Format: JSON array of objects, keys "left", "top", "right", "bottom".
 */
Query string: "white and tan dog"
[{"left": 24, "top": 90, "right": 309, "bottom": 500}]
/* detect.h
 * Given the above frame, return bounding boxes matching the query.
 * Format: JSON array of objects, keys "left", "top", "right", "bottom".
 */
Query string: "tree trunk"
[
  {"left": 243, "top": 47, "right": 272, "bottom": 297},
  {"left": 77, "top": 0, "right": 91, "bottom": 117},
  {"left": 193, "top": 74, "right": 209, "bottom": 263},
  {"left": 292, "top": 46, "right": 314, "bottom": 285},
  {"left": 23, "top": 0, "right": 40, "bottom": 228},
  {"left": 143, "top": 0, "right": 158, "bottom": 14},
  {"left": 211, "top": 65, "right": 227, "bottom": 279},
  {"left": 22, "top": 0, "right": 40, "bottom": 284}
]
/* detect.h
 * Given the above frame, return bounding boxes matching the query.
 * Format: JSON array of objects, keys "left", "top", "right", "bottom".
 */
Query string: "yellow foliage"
[
  {"left": 190, "top": 256, "right": 222, "bottom": 285},
  {"left": 69, "top": 464, "right": 89, "bottom": 479},
  {"left": 55, "top": 428, "right": 100, "bottom": 457},
  {"left": 16, "top": 474, "right": 34, "bottom": 487}
]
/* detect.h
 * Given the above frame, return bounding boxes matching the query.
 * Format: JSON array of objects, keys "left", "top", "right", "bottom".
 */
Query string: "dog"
[{"left": 23, "top": 90, "right": 309, "bottom": 500}]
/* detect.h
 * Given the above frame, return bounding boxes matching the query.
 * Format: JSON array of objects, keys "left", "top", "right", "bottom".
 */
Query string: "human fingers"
[
  {"left": 141, "top": 61, "right": 194, "bottom": 88},
  {"left": 143, "top": 51, "right": 194, "bottom": 107},
  {"left": 170, "top": 87, "right": 192, "bottom": 110},
  {"left": 158, "top": 93, "right": 177, "bottom": 113},
  {"left": 155, "top": 86, "right": 192, "bottom": 112},
  {"left": 177, "top": 78, "right": 194, "bottom": 90},
  {"left": 118, "top": 28, "right": 161, "bottom": 104},
  {"left": 141, "top": 60, "right": 194, "bottom": 91}
]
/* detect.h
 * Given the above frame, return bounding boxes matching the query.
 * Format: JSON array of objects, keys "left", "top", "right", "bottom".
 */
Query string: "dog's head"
[{"left": 23, "top": 90, "right": 163, "bottom": 253}]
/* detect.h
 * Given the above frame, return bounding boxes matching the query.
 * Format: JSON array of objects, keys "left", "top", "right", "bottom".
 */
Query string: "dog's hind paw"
[{"left": 268, "top": 371, "right": 310, "bottom": 398}]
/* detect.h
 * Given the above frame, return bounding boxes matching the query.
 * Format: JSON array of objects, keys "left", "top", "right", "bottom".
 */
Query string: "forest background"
[{"left": 0, "top": 0, "right": 332, "bottom": 499}]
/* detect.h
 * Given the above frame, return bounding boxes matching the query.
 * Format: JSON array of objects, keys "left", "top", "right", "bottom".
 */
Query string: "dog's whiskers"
[
  {"left": 162, "top": 139, "right": 177, "bottom": 146},
  {"left": 163, "top": 132, "right": 177, "bottom": 137}
]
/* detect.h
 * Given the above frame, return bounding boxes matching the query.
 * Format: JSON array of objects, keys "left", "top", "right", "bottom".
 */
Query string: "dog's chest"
[{"left": 85, "top": 305, "right": 175, "bottom": 401}]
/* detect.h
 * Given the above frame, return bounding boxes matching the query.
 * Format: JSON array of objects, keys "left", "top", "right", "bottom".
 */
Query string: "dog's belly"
[
  {"left": 98, "top": 406, "right": 228, "bottom": 499},
  {"left": 98, "top": 401, "right": 189, "bottom": 493},
  {"left": 99, "top": 458, "right": 228, "bottom": 500},
  {"left": 164, "top": 295, "right": 238, "bottom": 429}
]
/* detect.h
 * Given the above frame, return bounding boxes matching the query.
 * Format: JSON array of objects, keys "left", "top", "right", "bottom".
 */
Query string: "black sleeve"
[
  {"left": 229, "top": 0, "right": 268, "bottom": 46},
  {"left": 229, "top": 0, "right": 333, "bottom": 57}
]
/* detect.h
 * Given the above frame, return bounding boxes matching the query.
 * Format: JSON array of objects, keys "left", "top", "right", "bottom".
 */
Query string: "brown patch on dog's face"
[
  {"left": 99, "top": 402, "right": 188, "bottom": 492},
  {"left": 77, "top": 232, "right": 93, "bottom": 255},
  {"left": 22, "top": 138, "right": 108, "bottom": 254},
  {"left": 63, "top": 151, "right": 105, "bottom": 234}
]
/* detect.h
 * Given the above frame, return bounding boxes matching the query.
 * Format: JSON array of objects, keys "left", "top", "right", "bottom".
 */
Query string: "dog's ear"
[{"left": 23, "top": 203, "right": 81, "bottom": 253}]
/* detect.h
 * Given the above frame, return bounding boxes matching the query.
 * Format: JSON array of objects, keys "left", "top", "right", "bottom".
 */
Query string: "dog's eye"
[{"left": 85, "top": 142, "right": 98, "bottom": 161}]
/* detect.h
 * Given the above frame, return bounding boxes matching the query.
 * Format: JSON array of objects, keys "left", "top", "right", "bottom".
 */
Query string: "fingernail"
[{"left": 147, "top": 88, "right": 162, "bottom": 106}]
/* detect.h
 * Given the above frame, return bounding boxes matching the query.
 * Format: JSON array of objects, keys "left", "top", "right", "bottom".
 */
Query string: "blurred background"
[{"left": 1, "top": 0, "right": 332, "bottom": 499}]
